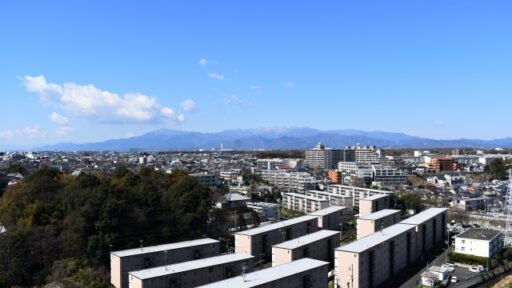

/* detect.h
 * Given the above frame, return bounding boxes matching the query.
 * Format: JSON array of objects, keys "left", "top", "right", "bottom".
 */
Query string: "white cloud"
[
  {"left": 208, "top": 72, "right": 224, "bottom": 80},
  {"left": 225, "top": 95, "right": 243, "bottom": 105},
  {"left": 57, "top": 126, "right": 75, "bottom": 136},
  {"left": 249, "top": 85, "right": 262, "bottom": 93},
  {"left": 177, "top": 113, "right": 185, "bottom": 123},
  {"left": 0, "top": 129, "right": 15, "bottom": 139},
  {"left": 23, "top": 75, "right": 189, "bottom": 123},
  {"left": 180, "top": 99, "right": 196, "bottom": 112},
  {"left": 22, "top": 126, "right": 45, "bottom": 137},
  {"left": 199, "top": 58, "right": 208, "bottom": 66},
  {"left": 50, "top": 112, "right": 69, "bottom": 125}
]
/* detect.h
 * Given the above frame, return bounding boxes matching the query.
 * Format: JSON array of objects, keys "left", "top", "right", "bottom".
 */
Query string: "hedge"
[{"left": 449, "top": 251, "right": 487, "bottom": 266}]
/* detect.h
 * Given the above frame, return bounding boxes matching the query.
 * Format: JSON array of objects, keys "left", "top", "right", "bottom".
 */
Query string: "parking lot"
[{"left": 447, "top": 264, "right": 480, "bottom": 287}]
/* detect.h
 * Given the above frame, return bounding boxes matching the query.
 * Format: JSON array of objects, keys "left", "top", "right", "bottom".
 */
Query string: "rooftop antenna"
[
  {"left": 139, "top": 240, "right": 144, "bottom": 251},
  {"left": 164, "top": 250, "right": 168, "bottom": 271},
  {"left": 505, "top": 169, "right": 512, "bottom": 246}
]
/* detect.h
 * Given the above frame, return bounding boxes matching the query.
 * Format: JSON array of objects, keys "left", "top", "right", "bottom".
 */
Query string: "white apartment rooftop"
[
  {"left": 111, "top": 238, "right": 219, "bottom": 258},
  {"left": 359, "top": 209, "right": 401, "bottom": 221},
  {"left": 197, "top": 258, "right": 328, "bottom": 288},
  {"left": 309, "top": 205, "right": 347, "bottom": 216},
  {"left": 272, "top": 230, "right": 339, "bottom": 250},
  {"left": 337, "top": 223, "right": 414, "bottom": 253},
  {"left": 361, "top": 194, "right": 389, "bottom": 201},
  {"left": 129, "top": 253, "right": 254, "bottom": 280},
  {"left": 283, "top": 192, "right": 328, "bottom": 201},
  {"left": 400, "top": 208, "right": 447, "bottom": 225},
  {"left": 235, "top": 216, "right": 319, "bottom": 236}
]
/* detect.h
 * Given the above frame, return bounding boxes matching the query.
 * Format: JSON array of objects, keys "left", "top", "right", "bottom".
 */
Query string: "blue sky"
[{"left": 1, "top": 1, "right": 511, "bottom": 148}]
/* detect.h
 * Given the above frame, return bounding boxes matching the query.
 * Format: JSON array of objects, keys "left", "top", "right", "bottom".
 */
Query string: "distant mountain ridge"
[{"left": 34, "top": 127, "right": 512, "bottom": 151}]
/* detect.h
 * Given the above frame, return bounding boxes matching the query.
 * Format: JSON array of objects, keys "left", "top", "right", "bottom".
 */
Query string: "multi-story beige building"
[
  {"left": 272, "top": 230, "right": 339, "bottom": 266},
  {"left": 357, "top": 209, "right": 401, "bottom": 239},
  {"left": 306, "top": 190, "right": 353, "bottom": 208},
  {"left": 335, "top": 224, "right": 417, "bottom": 288},
  {"left": 359, "top": 194, "right": 390, "bottom": 216},
  {"left": 282, "top": 192, "right": 329, "bottom": 213},
  {"left": 128, "top": 253, "right": 254, "bottom": 288},
  {"left": 400, "top": 208, "right": 448, "bottom": 257},
  {"left": 111, "top": 238, "right": 220, "bottom": 288},
  {"left": 197, "top": 258, "right": 329, "bottom": 288},
  {"left": 235, "top": 215, "right": 318, "bottom": 261},
  {"left": 309, "top": 206, "right": 348, "bottom": 231},
  {"left": 326, "top": 185, "right": 394, "bottom": 208}
]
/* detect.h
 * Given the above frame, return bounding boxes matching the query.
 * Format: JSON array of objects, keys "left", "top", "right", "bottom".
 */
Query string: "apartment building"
[
  {"left": 454, "top": 229, "right": 503, "bottom": 258},
  {"left": 219, "top": 169, "right": 242, "bottom": 182},
  {"left": 198, "top": 258, "right": 329, "bottom": 288},
  {"left": 335, "top": 224, "right": 417, "bottom": 288},
  {"left": 189, "top": 172, "right": 220, "bottom": 186},
  {"left": 306, "top": 190, "right": 353, "bottom": 208},
  {"left": 234, "top": 216, "right": 319, "bottom": 261},
  {"left": 328, "top": 169, "right": 343, "bottom": 184},
  {"left": 309, "top": 205, "right": 348, "bottom": 231},
  {"left": 128, "top": 253, "right": 254, "bottom": 288},
  {"left": 346, "top": 145, "right": 384, "bottom": 164},
  {"left": 359, "top": 194, "right": 391, "bottom": 216},
  {"left": 357, "top": 209, "right": 401, "bottom": 239},
  {"left": 111, "top": 238, "right": 220, "bottom": 288},
  {"left": 451, "top": 197, "right": 496, "bottom": 211},
  {"left": 371, "top": 165, "right": 408, "bottom": 186},
  {"left": 430, "top": 158, "right": 458, "bottom": 172},
  {"left": 337, "top": 162, "right": 372, "bottom": 180},
  {"left": 326, "top": 184, "right": 395, "bottom": 208},
  {"left": 305, "top": 143, "right": 335, "bottom": 170},
  {"left": 272, "top": 230, "right": 339, "bottom": 266},
  {"left": 282, "top": 192, "right": 329, "bottom": 213},
  {"left": 246, "top": 202, "right": 279, "bottom": 221},
  {"left": 400, "top": 208, "right": 448, "bottom": 257},
  {"left": 259, "top": 170, "right": 317, "bottom": 193}
]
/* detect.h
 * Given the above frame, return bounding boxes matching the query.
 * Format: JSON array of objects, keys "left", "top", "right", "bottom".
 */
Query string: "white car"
[
  {"left": 451, "top": 276, "right": 458, "bottom": 283},
  {"left": 469, "top": 266, "right": 484, "bottom": 273},
  {"left": 442, "top": 264, "right": 455, "bottom": 272}
]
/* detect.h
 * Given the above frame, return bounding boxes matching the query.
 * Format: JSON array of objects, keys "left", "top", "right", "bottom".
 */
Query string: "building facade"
[
  {"left": 197, "top": 258, "right": 329, "bottom": 288},
  {"left": 357, "top": 209, "right": 401, "bottom": 239},
  {"left": 234, "top": 216, "right": 319, "bottom": 261},
  {"left": 272, "top": 230, "right": 339, "bottom": 266},
  {"left": 282, "top": 192, "right": 330, "bottom": 213},
  {"left": 128, "top": 253, "right": 254, "bottom": 288},
  {"left": 111, "top": 238, "right": 220, "bottom": 288},
  {"left": 454, "top": 229, "right": 503, "bottom": 258}
]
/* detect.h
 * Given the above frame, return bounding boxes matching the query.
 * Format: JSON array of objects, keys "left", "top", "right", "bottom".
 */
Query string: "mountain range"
[{"left": 32, "top": 128, "right": 512, "bottom": 151}]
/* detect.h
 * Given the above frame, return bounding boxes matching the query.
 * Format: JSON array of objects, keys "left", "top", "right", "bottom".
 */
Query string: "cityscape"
[{"left": 1, "top": 1, "right": 512, "bottom": 288}]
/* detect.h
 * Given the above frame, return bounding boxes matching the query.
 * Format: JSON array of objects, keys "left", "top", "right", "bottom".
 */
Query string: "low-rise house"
[{"left": 454, "top": 228, "right": 503, "bottom": 258}]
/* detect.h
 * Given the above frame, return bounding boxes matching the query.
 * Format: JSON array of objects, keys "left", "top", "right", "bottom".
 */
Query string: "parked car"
[
  {"left": 469, "top": 266, "right": 484, "bottom": 273},
  {"left": 451, "top": 276, "right": 458, "bottom": 283},
  {"left": 442, "top": 264, "right": 455, "bottom": 272}
]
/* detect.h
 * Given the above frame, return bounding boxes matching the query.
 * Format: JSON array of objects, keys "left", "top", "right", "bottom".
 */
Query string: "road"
[{"left": 400, "top": 249, "right": 449, "bottom": 288}]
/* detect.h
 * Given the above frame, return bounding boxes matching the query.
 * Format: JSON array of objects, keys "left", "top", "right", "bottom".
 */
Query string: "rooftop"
[
  {"left": 235, "top": 216, "right": 318, "bottom": 236},
  {"left": 400, "top": 208, "right": 447, "bottom": 225},
  {"left": 359, "top": 209, "right": 401, "bottom": 221},
  {"left": 111, "top": 238, "right": 219, "bottom": 258},
  {"left": 129, "top": 253, "right": 254, "bottom": 280},
  {"left": 283, "top": 192, "right": 328, "bottom": 202},
  {"left": 196, "top": 258, "right": 328, "bottom": 287},
  {"left": 337, "top": 224, "right": 414, "bottom": 253},
  {"left": 309, "top": 206, "right": 347, "bottom": 216},
  {"left": 361, "top": 194, "right": 389, "bottom": 201},
  {"left": 272, "top": 230, "right": 339, "bottom": 250},
  {"left": 456, "top": 228, "right": 501, "bottom": 241}
]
